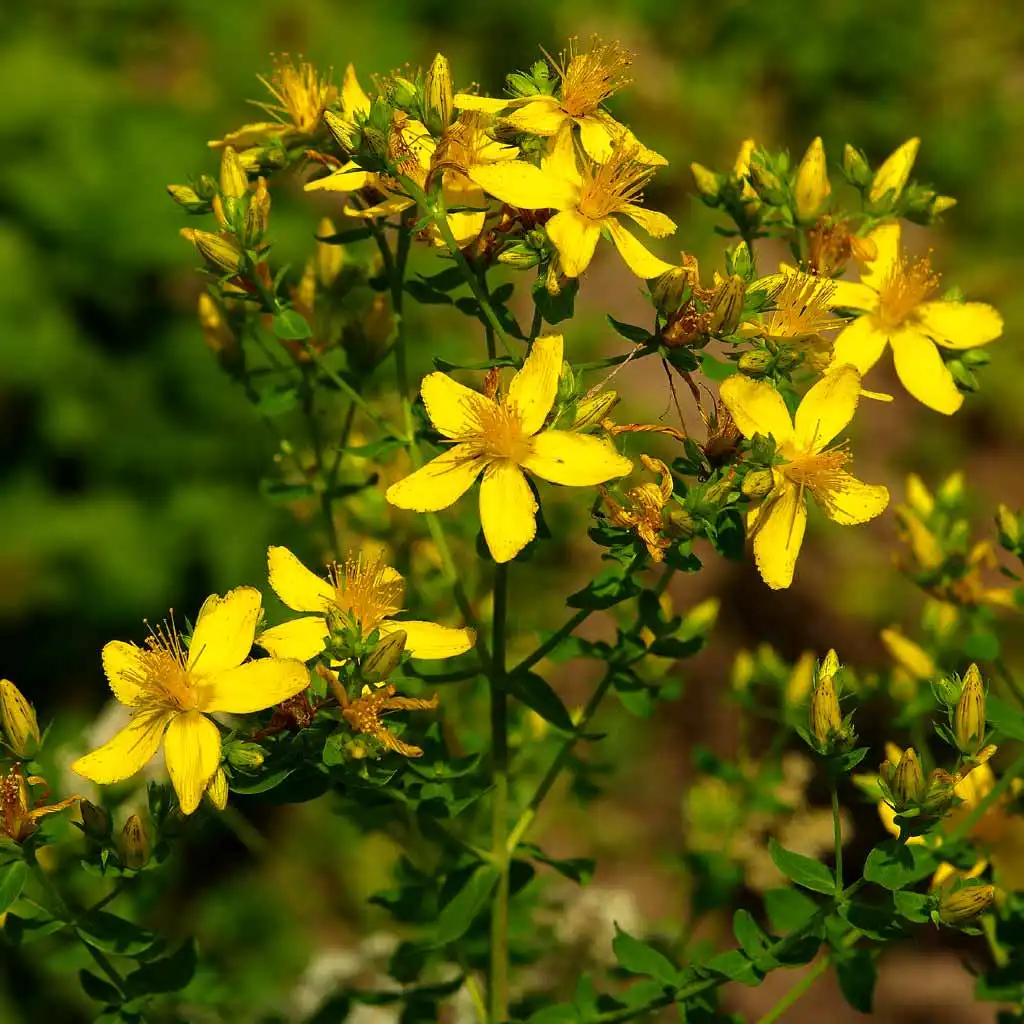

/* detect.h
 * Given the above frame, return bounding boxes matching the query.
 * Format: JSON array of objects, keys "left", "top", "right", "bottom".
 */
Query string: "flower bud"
[
  {"left": 920, "top": 768, "right": 957, "bottom": 815},
  {"left": 497, "top": 245, "right": 541, "bottom": 269},
  {"left": 954, "top": 664, "right": 986, "bottom": 756},
  {"left": 891, "top": 747, "right": 925, "bottom": 809},
  {"left": 219, "top": 146, "right": 249, "bottom": 201},
  {"left": 726, "top": 241, "right": 753, "bottom": 280},
  {"left": 820, "top": 649, "right": 841, "bottom": 679},
  {"left": 748, "top": 160, "right": 784, "bottom": 205},
  {"left": 0, "top": 680, "right": 39, "bottom": 758},
  {"left": 680, "top": 598, "right": 719, "bottom": 641},
  {"left": 794, "top": 137, "right": 830, "bottom": 222},
  {"left": 363, "top": 630, "right": 407, "bottom": 684},
  {"left": 181, "top": 228, "right": 243, "bottom": 274},
  {"left": 391, "top": 75, "right": 418, "bottom": 109},
  {"left": 938, "top": 884, "right": 995, "bottom": 926},
  {"left": 869, "top": 137, "right": 919, "bottom": 204},
  {"left": 741, "top": 469, "right": 775, "bottom": 500},
  {"left": 206, "top": 767, "right": 229, "bottom": 811},
  {"left": 425, "top": 53, "right": 454, "bottom": 130},
  {"left": 703, "top": 477, "right": 735, "bottom": 509},
  {"left": 738, "top": 349, "right": 773, "bottom": 377},
  {"left": 242, "top": 177, "right": 271, "bottom": 246},
  {"left": 570, "top": 390, "right": 619, "bottom": 432},
  {"left": 905, "top": 473, "right": 935, "bottom": 519},
  {"left": 664, "top": 505, "right": 695, "bottom": 540},
  {"left": 810, "top": 672, "right": 842, "bottom": 745},
  {"left": 996, "top": 505, "right": 1020, "bottom": 550},
  {"left": 931, "top": 195, "right": 957, "bottom": 217},
  {"left": 324, "top": 109, "right": 359, "bottom": 151},
  {"left": 166, "top": 183, "right": 210, "bottom": 213},
  {"left": 841, "top": 144, "right": 871, "bottom": 187},
  {"left": 708, "top": 275, "right": 746, "bottom": 334},
  {"left": 786, "top": 652, "right": 815, "bottom": 705},
  {"left": 198, "top": 293, "right": 240, "bottom": 369},
  {"left": 650, "top": 264, "right": 690, "bottom": 313},
  {"left": 880, "top": 628, "right": 936, "bottom": 681},
  {"left": 226, "top": 742, "right": 266, "bottom": 770},
  {"left": 79, "top": 799, "right": 112, "bottom": 841},
  {"left": 690, "top": 163, "right": 722, "bottom": 205},
  {"left": 731, "top": 650, "right": 755, "bottom": 694},
  {"left": 937, "top": 472, "right": 964, "bottom": 507},
  {"left": 119, "top": 814, "right": 150, "bottom": 869}
]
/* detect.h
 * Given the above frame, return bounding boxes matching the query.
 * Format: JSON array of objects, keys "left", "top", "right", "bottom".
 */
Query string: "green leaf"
[
  {"left": 835, "top": 947, "right": 877, "bottom": 1013},
  {"left": 4, "top": 912, "right": 64, "bottom": 945},
  {"left": 259, "top": 479, "right": 315, "bottom": 503},
  {"left": 125, "top": 939, "right": 197, "bottom": 997},
  {"left": 611, "top": 927, "right": 679, "bottom": 986},
  {"left": 764, "top": 887, "right": 819, "bottom": 934},
  {"left": 0, "top": 861, "right": 28, "bottom": 915},
  {"left": 893, "top": 890, "right": 931, "bottom": 923},
  {"left": 699, "top": 353, "right": 736, "bottom": 381},
  {"left": 271, "top": 310, "right": 312, "bottom": 341},
  {"left": 404, "top": 280, "right": 453, "bottom": 305},
  {"left": 79, "top": 968, "right": 122, "bottom": 1005},
  {"left": 316, "top": 227, "right": 373, "bottom": 244},
  {"left": 606, "top": 315, "right": 651, "bottom": 344},
  {"left": 532, "top": 277, "right": 578, "bottom": 325},
  {"left": 77, "top": 911, "right": 157, "bottom": 956},
  {"left": 567, "top": 570, "right": 640, "bottom": 610},
  {"left": 863, "top": 839, "right": 939, "bottom": 891},
  {"left": 230, "top": 767, "right": 295, "bottom": 794},
  {"left": 987, "top": 696, "right": 1024, "bottom": 741},
  {"left": 964, "top": 629, "right": 1001, "bottom": 661},
  {"left": 732, "top": 910, "right": 770, "bottom": 959},
  {"left": 768, "top": 839, "right": 836, "bottom": 895},
  {"left": 433, "top": 865, "right": 499, "bottom": 947},
  {"left": 704, "top": 948, "right": 761, "bottom": 986},
  {"left": 521, "top": 844, "right": 595, "bottom": 885},
  {"left": 254, "top": 384, "right": 299, "bottom": 417},
  {"left": 505, "top": 670, "right": 574, "bottom": 732},
  {"left": 528, "top": 1008, "right": 579, "bottom": 1024}
]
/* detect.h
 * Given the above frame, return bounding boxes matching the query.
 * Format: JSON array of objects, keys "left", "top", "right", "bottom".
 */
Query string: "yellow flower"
[
  {"left": 1, "top": 766, "right": 78, "bottom": 844},
  {"left": 470, "top": 132, "right": 675, "bottom": 279},
  {"left": 71, "top": 588, "right": 309, "bottom": 815},
  {"left": 307, "top": 112, "right": 517, "bottom": 248},
  {"left": 600, "top": 454, "right": 675, "bottom": 562},
  {"left": 386, "top": 335, "right": 633, "bottom": 562},
  {"left": 720, "top": 365, "right": 889, "bottom": 589},
  {"left": 341, "top": 682, "right": 440, "bottom": 758},
  {"left": 455, "top": 37, "right": 664, "bottom": 166},
  {"left": 830, "top": 223, "right": 1003, "bottom": 414},
  {"left": 209, "top": 57, "right": 339, "bottom": 149},
  {"left": 257, "top": 546, "right": 475, "bottom": 663}
]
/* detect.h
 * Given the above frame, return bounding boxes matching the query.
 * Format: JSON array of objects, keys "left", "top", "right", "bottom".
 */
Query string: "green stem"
[
  {"left": 510, "top": 608, "right": 592, "bottom": 678},
  {"left": 299, "top": 341, "right": 398, "bottom": 437},
  {"left": 995, "top": 657, "right": 1024, "bottom": 709},
  {"left": 755, "top": 955, "right": 832, "bottom": 1024},
  {"left": 489, "top": 562, "right": 510, "bottom": 1023},
  {"left": 830, "top": 774, "right": 843, "bottom": 894},
  {"left": 528, "top": 302, "right": 543, "bottom": 342},
  {"left": 299, "top": 364, "right": 339, "bottom": 557},
  {"left": 947, "top": 749, "right": 1024, "bottom": 844}
]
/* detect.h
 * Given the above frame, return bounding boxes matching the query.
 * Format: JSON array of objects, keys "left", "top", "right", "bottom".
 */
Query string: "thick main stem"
[{"left": 490, "top": 562, "right": 510, "bottom": 1021}]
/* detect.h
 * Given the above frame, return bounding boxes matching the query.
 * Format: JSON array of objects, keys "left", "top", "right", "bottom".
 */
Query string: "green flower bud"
[
  {"left": 119, "top": 815, "right": 150, "bottom": 870},
  {"left": 954, "top": 664, "right": 986, "bottom": 756},
  {"left": 507, "top": 71, "right": 540, "bottom": 97},
  {"left": 0, "top": 679, "right": 40, "bottom": 757},
  {"left": 497, "top": 245, "right": 541, "bottom": 269},
  {"left": 748, "top": 160, "right": 785, "bottom": 204},
  {"left": 570, "top": 390, "right": 618, "bottom": 432},
  {"left": 391, "top": 76, "right": 418, "bottom": 109},
  {"left": 242, "top": 179, "right": 271, "bottom": 247},
  {"left": 182, "top": 229, "right": 243, "bottom": 274},
  {"left": 79, "top": 800, "right": 112, "bottom": 841},
  {"left": 650, "top": 265, "right": 690, "bottom": 313},
  {"left": 225, "top": 742, "right": 267, "bottom": 770},
  {"left": 725, "top": 241, "right": 754, "bottom": 280},
  {"left": 741, "top": 469, "right": 775, "bottom": 500},
  {"left": 664, "top": 506, "right": 695, "bottom": 539},
  {"left": 842, "top": 144, "right": 871, "bottom": 188},
  {"left": 166, "top": 184, "right": 210, "bottom": 214},
  {"left": 363, "top": 630, "right": 407, "bottom": 684},
  {"left": 920, "top": 769, "right": 957, "bottom": 815},
  {"left": 738, "top": 349, "right": 773, "bottom": 377},
  {"left": 938, "top": 884, "right": 996, "bottom": 926}
]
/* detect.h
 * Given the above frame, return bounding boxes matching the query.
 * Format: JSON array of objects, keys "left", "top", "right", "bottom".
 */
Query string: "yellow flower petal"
[
  {"left": 890, "top": 327, "right": 963, "bottom": 415},
  {"left": 469, "top": 161, "right": 575, "bottom": 211},
  {"left": 304, "top": 161, "right": 376, "bottom": 193},
  {"left": 915, "top": 301, "right": 1004, "bottom": 350},
  {"left": 444, "top": 209, "right": 487, "bottom": 249},
  {"left": 577, "top": 114, "right": 616, "bottom": 163},
  {"left": 830, "top": 280, "right": 879, "bottom": 312},
  {"left": 199, "top": 658, "right": 309, "bottom": 714},
  {"left": 794, "top": 364, "right": 861, "bottom": 452},
  {"left": 504, "top": 97, "right": 568, "bottom": 136},
  {"left": 622, "top": 204, "right": 676, "bottom": 239},
  {"left": 860, "top": 223, "right": 901, "bottom": 292},
  {"left": 188, "top": 587, "right": 261, "bottom": 675},
  {"left": 453, "top": 93, "right": 513, "bottom": 113},
  {"left": 869, "top": 138, "right": 919, "bottom": 203},
  {"left": 164, "top": 711, "right": 222, "bottom": 816},
  {"left": 345, "top": 194, "right": 415, "bottom": 218},
  {"left": 832, "top": 315, "right": 889, "bottom": 374},
  {"left": 101, "top": 641, "right": 151, "bottom": 708},
  {"left": 546, "top": 209, "right": 602, "bottom": 277},
  {"left": 479, "top": 461, "right": 537, "bottom": 563},
  {"left": 421, "top": 372, "right": 493, "bottom": 439},
  {"left": 508, "top": 335, "right": 563, "bottom": 436},
  {"left": 751, "top": 483, "right": 807, "bottom": 590},
  {"left": 379, "top": 620, "right": 475, "bottom": 659},
  {"left": 341, "top": 64, "right": 371, "bottom": 118},
  {"left": 71, "top": 709, "right": 171, "bottom": 785},
  {"left": 541, "top": 126, "right": 583, "bottom": 187},
  {"left": 878, "top": 799, "right": 900, "bottom": 838},
  {"left": 268, "top": 546, "right": 334, "bottom": 613},
  {"left": 209, "top": 122, "right": 285, "bottom": 149},
  {"left": 522, "top": 430, "right": 633, "bottom": 486},
  {"left": 386, "top": 446, "right": 486, "bottom": 512},
  {"left": 880, "top": 627, "right": 936, "bottom": 680},
  {"left": 719, "top": 376, "right": 795, "bottom": 445},
  {"left": 605, "top": 219, "right": 675, "bottom": 279},
  {"left": 257, "top": 616, "right": 330, "bottom": 661},
  {"left": 817, "top": 472, "right": 889, "bottom": 525}
]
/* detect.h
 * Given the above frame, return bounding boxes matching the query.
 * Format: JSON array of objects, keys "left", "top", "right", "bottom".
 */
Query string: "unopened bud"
[
  {"left": 391, "top": 76, "right": 418, "bottom": 109},
  {"left": 324, "top": 109, "right": 359, "bottom": 151},
  {"left": 920, "top": 769, "right": 957, "bottom": 815},
  {"left": 207, "top": 767, "right": 229, "bottom": 811},
  {"left": 198, "top": 293, "right": 240, "bottom": 367},
  {"left": 425, "top": 53, "right": 454, "bottom": 130},
  {"left": 166, "top": 183, "right": 210, "bottom": 213},
  {"left": 954, "top": 664, "right": 987, "bottom": 755},
  {"left": 119, "top": 815, "right": 150, "bottom": 869},
  {"left": 738, "top": 349, "right": 773, "bottom": 377},
  {"left": 905, "top": 473, "right": 934, "bottom": 518},
  {"left": 219, "top": 146, "right": 249, "bottom": 201},
  {"left": 931, "top": 195, "right": 957, "bottom": 217},
  {"left": 664, "top": 505, "right": 695, "bottom": 540},
  {"left": 748, "top": 160, "right": 784, "bottom": 204},
  {"left": 741, "top": 469, "right": 775, "bottom": 500},
  {"left": 650, "top": 264, "right": 690, "bottom": 313},
  {"left": 363, "top": 630, "right": 407, "bottom": 683},
  {"left": 497, "top": 245, "right": 541, "bottom": 269},
  {"left": 570, "top": 390, "right": 619, "bottom": 431},
  {"left": 996, "top": 504, "right": 1021, "bottom": 550},
  {"left": 726, "top": 241, "right": 753, "bottom": 280},
  {"left": 841, "top": 144, "right": 871, "bottom": 188},
  {"left": 242, "top": 178, "right": 271, "bottom": 245},
  {"left": 794, "top": 137, "right": 830, "bottom": 221},
  {"left": 708, "top": 275, "right": 746, "bottom": 334},
  {"left": 690, "top": 163, "right": 722, "bottom": 204},
  {"left": 226, "top": 742, "right": 266, "bottom": 770},
  {"left": 680, "top": 598, "right": 719, "bottom": 641},
  {"left": 890, "top": 748, "right": 925, "bottom": 809},
  {"left": 869, "top": 137, "right": 919, "bottom": 204},
  {"left": 0, "top": 680, "right": 40, "bottom": 758},
  {"left": 731, "top": 650, "right": 755, "bottom": 694},
  {"left": 79, "top": 799, "right": 112, "bottom": 841},
  {"left": 703, "top": 477, "right": 735, "bottom": 509},
  {"left": 880, "top": 628, "right": 936, "bottom": 681},
  {"left": 937, "top": 472, "right": 964, "bottom": 507},
  {"left": 938, "top": 884, "right": 996, "bottom": 926},
  {"left": 810, "top": 672, "right": 842, "bottom": 745},
  {"left": 181, "top": 228, "right": 243, "bottom": 274}
]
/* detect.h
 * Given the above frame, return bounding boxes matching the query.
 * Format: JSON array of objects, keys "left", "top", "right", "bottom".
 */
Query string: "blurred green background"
[{"left": 1, "top": 1, "right": 1022, "bottom": 1020}]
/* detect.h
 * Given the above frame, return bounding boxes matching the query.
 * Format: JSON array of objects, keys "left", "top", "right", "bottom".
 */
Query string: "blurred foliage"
[{"left": 1, "top": 0, "right": 1023, "bottom": 1020}]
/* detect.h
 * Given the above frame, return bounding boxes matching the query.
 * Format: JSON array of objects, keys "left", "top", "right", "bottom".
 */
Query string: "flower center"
[
  {"left": 328, "top": 554, "right": 405, "bottom": 631},
  {"left": 259, "top": 57, "right": 336, "bottom": 134},
  {"left": 877, "top": 254, "right": 941, "bottom": 328},
  {"left": 553, "top": 38, "right": 633, "bottom": 119},
  {"left": 765, "top": 275, "right": 842, "bottom": 339},
  {"left": 577, "top": 148, "right": 652, "bottom": 221},
  {"left": 130, "top": 620, "right": 198, "bottom": 712},
  {"left": 470, "top": 399, "right": 531, "bottom": 463},
  {"left": 781, "top": 446, "right": 851, "bottom": 498}
]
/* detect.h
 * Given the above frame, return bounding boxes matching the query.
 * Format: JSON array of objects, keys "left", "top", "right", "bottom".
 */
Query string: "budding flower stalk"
[
  {"left": 794, "top": 136, "right": 830, "bottom": 221},
  {"left": 0, "top": 679, "right": 40, "bottom": 757},
  {"left": 425, "top": 53, "right": 454, "bottom": 131},
  {"left": 810, "top": 669, "right": 842, "bottom": 747},
  {"left": 954, "top": 664, "right": 987, "bottom": 756}
]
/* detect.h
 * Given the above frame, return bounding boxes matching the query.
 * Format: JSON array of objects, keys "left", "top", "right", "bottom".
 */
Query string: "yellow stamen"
[
  {"left": 577, "top": 147, "right": 653, "bottom": 221},
  {"left": 877, "top": 254, "right": 941, "bottom": 328},
  {"left": 766, "top": 275, "right": 843, "bottom": 338},
  {"left": 782, "top": 446, "right": 851, "bottom": 497},
  {"left": 129, "top": 618, "right": 197, "bottom": 712},
  {"left": 551, "top": 37, "right": 634, "bottom": 118},
  {"left": 467, "top": 398, "right": 531, "bottom": 463},
  {"left": 255, "top": 56, "right": 336, "bottom": 135},
  {"left": 327, "top": 554, "right": 405, "bottom": 631}
]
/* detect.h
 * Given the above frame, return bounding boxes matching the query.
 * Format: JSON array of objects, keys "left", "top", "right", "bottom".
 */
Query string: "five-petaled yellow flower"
[
  {"left": 455, "top": 37, "right": 664, "bottom": 166},
  {"left": 72, "top": 588, "right": 309, "bottom": 815},
  {"left": 470, "top": 131, "right": 675, "bottom": 279},
  {"left": 721, "top": 365, "right": 889, "bottom": 589},
  {"left": 257, "top": 546, "right": 475, "bottom": 662},
  {"left": 386, "top": 334, "right": 633, "bottom": 562},
  {"left": 831, "top": 223, "right": 1003, "bottom": 414}
]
